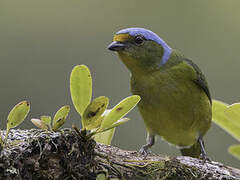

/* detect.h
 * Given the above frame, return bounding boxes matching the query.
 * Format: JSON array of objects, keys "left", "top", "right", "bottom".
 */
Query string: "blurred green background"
[{"left": 1, "top": 0, "right": 240, "bottom": 167}]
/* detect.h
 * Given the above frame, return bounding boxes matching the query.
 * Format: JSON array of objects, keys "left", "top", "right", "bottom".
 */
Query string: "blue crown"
[{"left": 116, "top": 28, "right": 172, "bottom": 65}]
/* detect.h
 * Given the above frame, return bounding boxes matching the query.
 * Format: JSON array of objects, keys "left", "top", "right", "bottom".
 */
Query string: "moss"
[{"left": 0, "top": 129, "right": 97, "bottom": 180}]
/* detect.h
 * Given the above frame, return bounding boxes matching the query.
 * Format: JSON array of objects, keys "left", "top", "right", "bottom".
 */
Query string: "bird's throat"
[{"left": 117, "top": 52, "right": 147, "bottom": 75}]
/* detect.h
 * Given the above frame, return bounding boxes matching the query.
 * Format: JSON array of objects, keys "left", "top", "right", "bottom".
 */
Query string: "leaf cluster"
[
  {"left": 213, "top": 100, "right": 240, "bottom": 160},
  {"left": 31, "top": 105, "right": 70, "bottom": 131},
  {"left": 70, "top": 65, "right": 140, "bottom": 145},
  {"left": 0, "top": 64, "right": 140, "bottom": 148}
]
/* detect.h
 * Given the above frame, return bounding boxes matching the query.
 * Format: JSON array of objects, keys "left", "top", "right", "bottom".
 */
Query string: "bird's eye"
[{"left": 134, "top": 35, "right": 144, "bottom": 45}]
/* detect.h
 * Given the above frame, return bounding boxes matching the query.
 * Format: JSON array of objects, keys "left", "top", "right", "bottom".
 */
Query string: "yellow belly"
[
  {"left": 131, "top": 71, "right": 212, "bottom": 147},
  {"left": 138, "top": 95, "right": 211, "bottom": 147}
]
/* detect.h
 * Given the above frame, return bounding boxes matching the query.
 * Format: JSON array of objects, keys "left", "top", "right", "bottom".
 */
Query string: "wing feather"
[{"left": 184, "top": 59, "right": 212, "bottom": 104}]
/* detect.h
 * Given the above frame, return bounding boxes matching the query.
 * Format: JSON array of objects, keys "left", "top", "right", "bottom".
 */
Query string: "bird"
[{"left": 107, "top": 27, "right": 212, "bottom": 160}]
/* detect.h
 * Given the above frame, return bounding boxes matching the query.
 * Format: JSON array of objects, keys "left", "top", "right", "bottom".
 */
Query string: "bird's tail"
[{"left": 180, "top": 142, "right": 201, "bottom": 158}]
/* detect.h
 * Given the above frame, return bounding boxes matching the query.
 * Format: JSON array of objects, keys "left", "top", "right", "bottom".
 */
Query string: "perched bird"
[{"left": 108, "top": 28, "right": 212, "bottom": 160}]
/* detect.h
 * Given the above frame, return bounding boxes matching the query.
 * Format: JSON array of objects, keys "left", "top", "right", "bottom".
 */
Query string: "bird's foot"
[
  {"left": 198, "top": 136, "right": 211, "bottom": 163},
  {"left": 199, "top": 152, "right": 211, "bottom": 163},
  {"left": 139, "top": 134, "right": 155, "bottom": 157},
  {"left": 139, "top": 145, "right": 152, "bottom": 156}
]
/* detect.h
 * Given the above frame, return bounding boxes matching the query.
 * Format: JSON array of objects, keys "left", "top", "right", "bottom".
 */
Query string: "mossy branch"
[{"left": 0, "top": 129, "right": 239, "bottom": 180}]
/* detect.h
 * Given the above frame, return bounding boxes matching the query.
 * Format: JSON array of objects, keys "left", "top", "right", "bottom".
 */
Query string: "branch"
[{"left": 0, "top": 129, "right": 239, "bottom": 179}]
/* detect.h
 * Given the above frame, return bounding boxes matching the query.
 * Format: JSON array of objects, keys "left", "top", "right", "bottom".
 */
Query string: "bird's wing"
[{"left": 184, "top": 59, "right": 212, "bottom": 104}]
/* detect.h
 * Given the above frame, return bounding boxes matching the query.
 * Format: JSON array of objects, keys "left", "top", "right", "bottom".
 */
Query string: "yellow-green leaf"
[
  {"left": 100, "top": 95, "right": 140, "bottom": 130},
  {"left": 52, "top": 105, "right": 70, "bottom": 131},
  {"left": 40, "top": 116, "right": 52, "bottom": 128},
  {"left": 70, "top": 65, "right": 92, "bottom": 118},
  {"left": 31, "top": 118, "right": 48, "bottom": 130},
  {"left": 96, "top": 173, "right": 107, "bottom": 180},
  {"left": 94, "top": 128, "right": 115, "bottom": 145},
  {"left": 228, "top": 144, "right": 240, "bottom": 160},
  {"left": 53, "top": 105, "right": 70, "bottom": 126},
  {"left": 6, "top": 101, "right": 30, "bottom": 139},
  {"left": 225, "top": 103, "right": 240, "bottom": 127},
  {"left": 98, "top": 118, "right": 130, "bottom": 133},
  {"left": 212, "top": 100, "right": 240, "bottom": 141},
  {"left": 83, "top": 96, "right": 109, "bottom": 130},
  {"left": 52, "top": 118, "right": 65, "bottom": 131}
]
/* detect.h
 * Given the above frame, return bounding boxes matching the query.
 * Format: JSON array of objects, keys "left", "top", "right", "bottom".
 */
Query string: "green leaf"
[
  {"left": 228, "top": 144, "right": 240, "bottom": 160},
  {"left": 53, "top": 105, "right": 70, "bottom": 126},
  {"left": 31, "top": 118, "right": 48, "bottom": 130},
  {"left": 70, "top": 65, "right": 92, "bottom": 118},
  {"left": 100, "top": 95, "right": 140, "bottom": 130},
  {"left": 52, "top": 118, "right": 65, "bottom": 131},
  {"left": 98, "top": 118, "right": 130, "bottom": 133},
  {"left": 96, "top": 173, "right": 107, "bottom": 180},
  {"left": 6, "top": 101, "right": 30, "bottom": 139},
  {"left": 94, "top": 128, "right": 115, "bottom": 145},
  {"left": 212, "top": 100, "right": 240, "bottom": 141},
  {"left": 40, "top": 116, "right": 52, "bottom": 128},
  {"left": 52, "top": 105, "right": 70, "bottom": 131},
  {"left": 93, "top": 118, "right": 130, "bottom": 145},
  {"left": 83, "top": 96, "right": 109, "bottom": 130},
  {"left": 225, "top": 103, "right": 240, "bottom": 127}
]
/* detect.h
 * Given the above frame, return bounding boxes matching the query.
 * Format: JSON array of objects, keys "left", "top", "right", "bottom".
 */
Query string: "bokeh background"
[{"left": 1, "top": 0, "right": 240, "bottom": 167}]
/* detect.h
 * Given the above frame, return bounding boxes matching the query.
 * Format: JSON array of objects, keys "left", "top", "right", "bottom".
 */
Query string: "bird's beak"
[{"left": 108, "top": 41, "right": 126, "bottom": 51}]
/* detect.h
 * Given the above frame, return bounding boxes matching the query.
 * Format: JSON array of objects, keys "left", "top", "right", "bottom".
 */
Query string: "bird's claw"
[
  {"left": 200, "top": 153, "right": 211, "bottom": 163},
  {"left": 139, "top": 145, "right": 151, "bottom": 156}
]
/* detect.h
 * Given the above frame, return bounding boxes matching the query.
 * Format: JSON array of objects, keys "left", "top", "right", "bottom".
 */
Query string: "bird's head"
[{"left": 108, "top": 28, "right": 172, "bottom": 74}]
